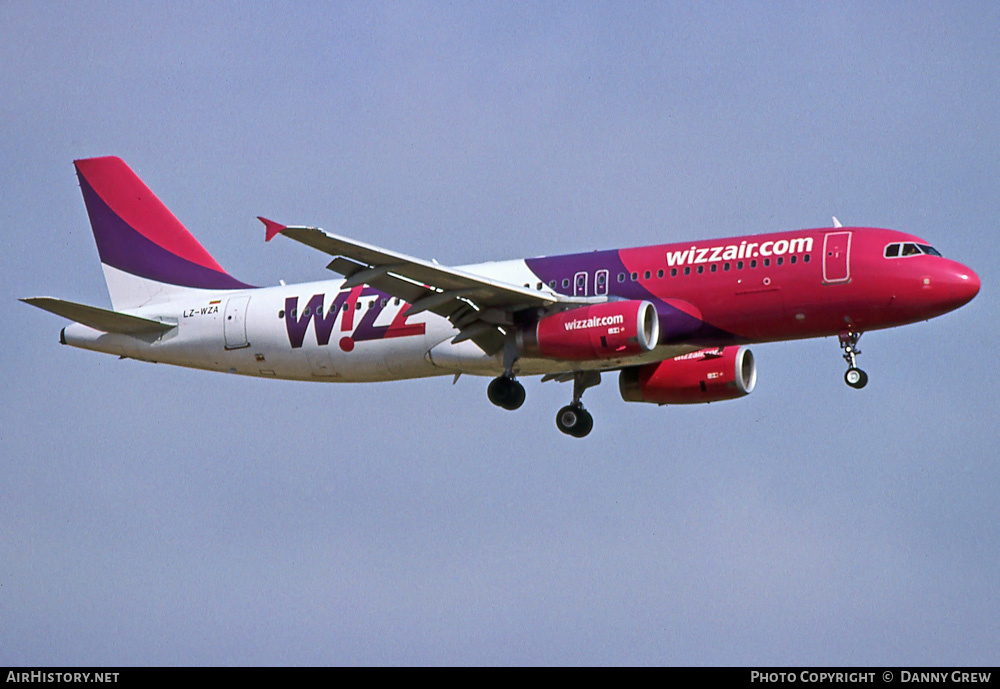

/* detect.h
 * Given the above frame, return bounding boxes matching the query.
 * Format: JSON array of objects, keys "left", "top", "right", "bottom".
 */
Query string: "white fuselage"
[{"left": 62, "top": 262, "right": 688, "bottom": 382}]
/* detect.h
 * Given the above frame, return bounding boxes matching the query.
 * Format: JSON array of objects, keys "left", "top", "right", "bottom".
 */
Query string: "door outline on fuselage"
[
  {"left": 595, "top": 269, "right": 609, "bottom": 296},
  {"left": 822, "top": 231, "right": 852, "bottom": 284},
  {"left": 224, "top": 295, "right": 251, "bottom": 349},
  {"left": 574, "top": 271, "right": 588, "bottom": 296}
]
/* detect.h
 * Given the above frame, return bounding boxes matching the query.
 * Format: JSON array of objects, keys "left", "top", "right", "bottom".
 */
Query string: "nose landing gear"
[
  {"left": 844, "top": 367, "right": 868, "bottom": 389},
  {"left": 839, "top": 331, "right": 868, "bottom": 389}
]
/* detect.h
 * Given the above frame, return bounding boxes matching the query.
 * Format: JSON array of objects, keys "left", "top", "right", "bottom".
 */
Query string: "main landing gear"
[
  {"left": 839, "top": 331, "right": 868, "bottom": 389},
  {"left": 555, "top": 371, "right": 601, "bottom": 438},
  {"left": 487, "top": 374, "right": 525, "bottom": 410},
  {"left": 486, "top": 369, "right": 601, "bottom": 438},
  {"left": 487, "top": 337, "right": 526, "bottom": 411},
  {"left": 556, "top": 404, "right": 593, "bottom": 438}
]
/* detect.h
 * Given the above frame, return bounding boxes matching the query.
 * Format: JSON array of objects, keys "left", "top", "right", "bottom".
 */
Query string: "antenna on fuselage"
[{"left": 832, "top": 216, "right": 843, "bottom": 228}]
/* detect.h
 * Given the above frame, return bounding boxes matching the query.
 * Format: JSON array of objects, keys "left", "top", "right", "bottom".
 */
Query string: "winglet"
[{"left": 259, "top": 216, "right": 287, "bottom": 242}]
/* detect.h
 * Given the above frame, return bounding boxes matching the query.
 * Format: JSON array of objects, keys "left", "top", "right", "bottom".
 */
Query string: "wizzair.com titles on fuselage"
[
  {"left": 23, "top": 157, "right": 980, "bottom": 437},
  {"left": 664, "top": 236, "right": 814, "bottom": 268}
]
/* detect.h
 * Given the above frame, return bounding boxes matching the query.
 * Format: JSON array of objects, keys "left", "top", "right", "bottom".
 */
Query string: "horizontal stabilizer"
[{"left": 21, "top": 297, "right": 175, "bottom": 334}]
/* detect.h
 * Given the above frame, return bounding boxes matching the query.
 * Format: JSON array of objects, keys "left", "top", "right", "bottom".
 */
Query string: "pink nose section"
[{"left": 950, "top": 265, "right": 980, "bottom": 307}]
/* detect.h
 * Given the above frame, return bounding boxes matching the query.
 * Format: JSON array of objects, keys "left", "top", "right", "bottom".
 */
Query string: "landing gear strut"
[
  {"left": 487, "top": 335, "right": 525, "bottom": 410},
  {"left": 839, "top": 331, "right": 868, "bottom": 389},
  {"left": 556, "top": 371, "right": 600, "bottom": 438}
]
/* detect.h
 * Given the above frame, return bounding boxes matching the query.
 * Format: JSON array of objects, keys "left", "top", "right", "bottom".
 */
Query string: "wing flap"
[{"left": 21, "top": 297, "right": 176, "bottom": 334}]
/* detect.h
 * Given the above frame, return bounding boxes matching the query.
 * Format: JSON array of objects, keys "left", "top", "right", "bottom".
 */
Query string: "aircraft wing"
[{"left": 261, "top": 218, "right": 602, "bottom": 354}]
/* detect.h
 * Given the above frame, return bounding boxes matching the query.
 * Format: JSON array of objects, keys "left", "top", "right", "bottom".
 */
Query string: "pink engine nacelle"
[
  {"left": 520, "top": 300, "right": 660, "bottom": 361},
  {"left": 619, "top": 345, "right": 757, "bottom": 404}
]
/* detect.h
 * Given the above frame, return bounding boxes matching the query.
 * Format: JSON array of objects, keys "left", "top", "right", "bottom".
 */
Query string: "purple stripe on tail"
[{"left": 78, "top": 170, "right": 253, "bottom": 290}]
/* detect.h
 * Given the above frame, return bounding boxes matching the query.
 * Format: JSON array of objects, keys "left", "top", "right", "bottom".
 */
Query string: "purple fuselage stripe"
[
  {"left": 79, "top": 174, "right": 253, "bottom": 290},
  {"left": 525, "top": 252, "right": 737, "bottom": 345}
]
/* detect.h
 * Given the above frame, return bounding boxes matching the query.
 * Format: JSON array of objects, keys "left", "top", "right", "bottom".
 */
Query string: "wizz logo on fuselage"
[{"left": 284, "top": 286, "right": 425, "bottom": 349}]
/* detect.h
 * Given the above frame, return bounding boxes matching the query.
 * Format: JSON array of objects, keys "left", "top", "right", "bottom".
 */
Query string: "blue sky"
[{"left": 2, "top": 2, "right": 997, "bottom": 665}]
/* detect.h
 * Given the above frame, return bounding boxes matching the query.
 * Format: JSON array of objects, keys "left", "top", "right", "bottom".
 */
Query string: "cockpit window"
[{"left": 884, "top": 242, "right": 943, "bottom": 258}]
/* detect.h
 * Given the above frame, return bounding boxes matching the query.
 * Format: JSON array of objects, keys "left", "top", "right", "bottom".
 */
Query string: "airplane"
[{"left": 22, "top": 156, "right": 980, "bottom": 437}]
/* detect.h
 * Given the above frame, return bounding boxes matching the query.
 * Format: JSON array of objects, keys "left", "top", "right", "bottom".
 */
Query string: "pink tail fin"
[{"left": 74, "top": 157, "right": 251, "bottom": 306}]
